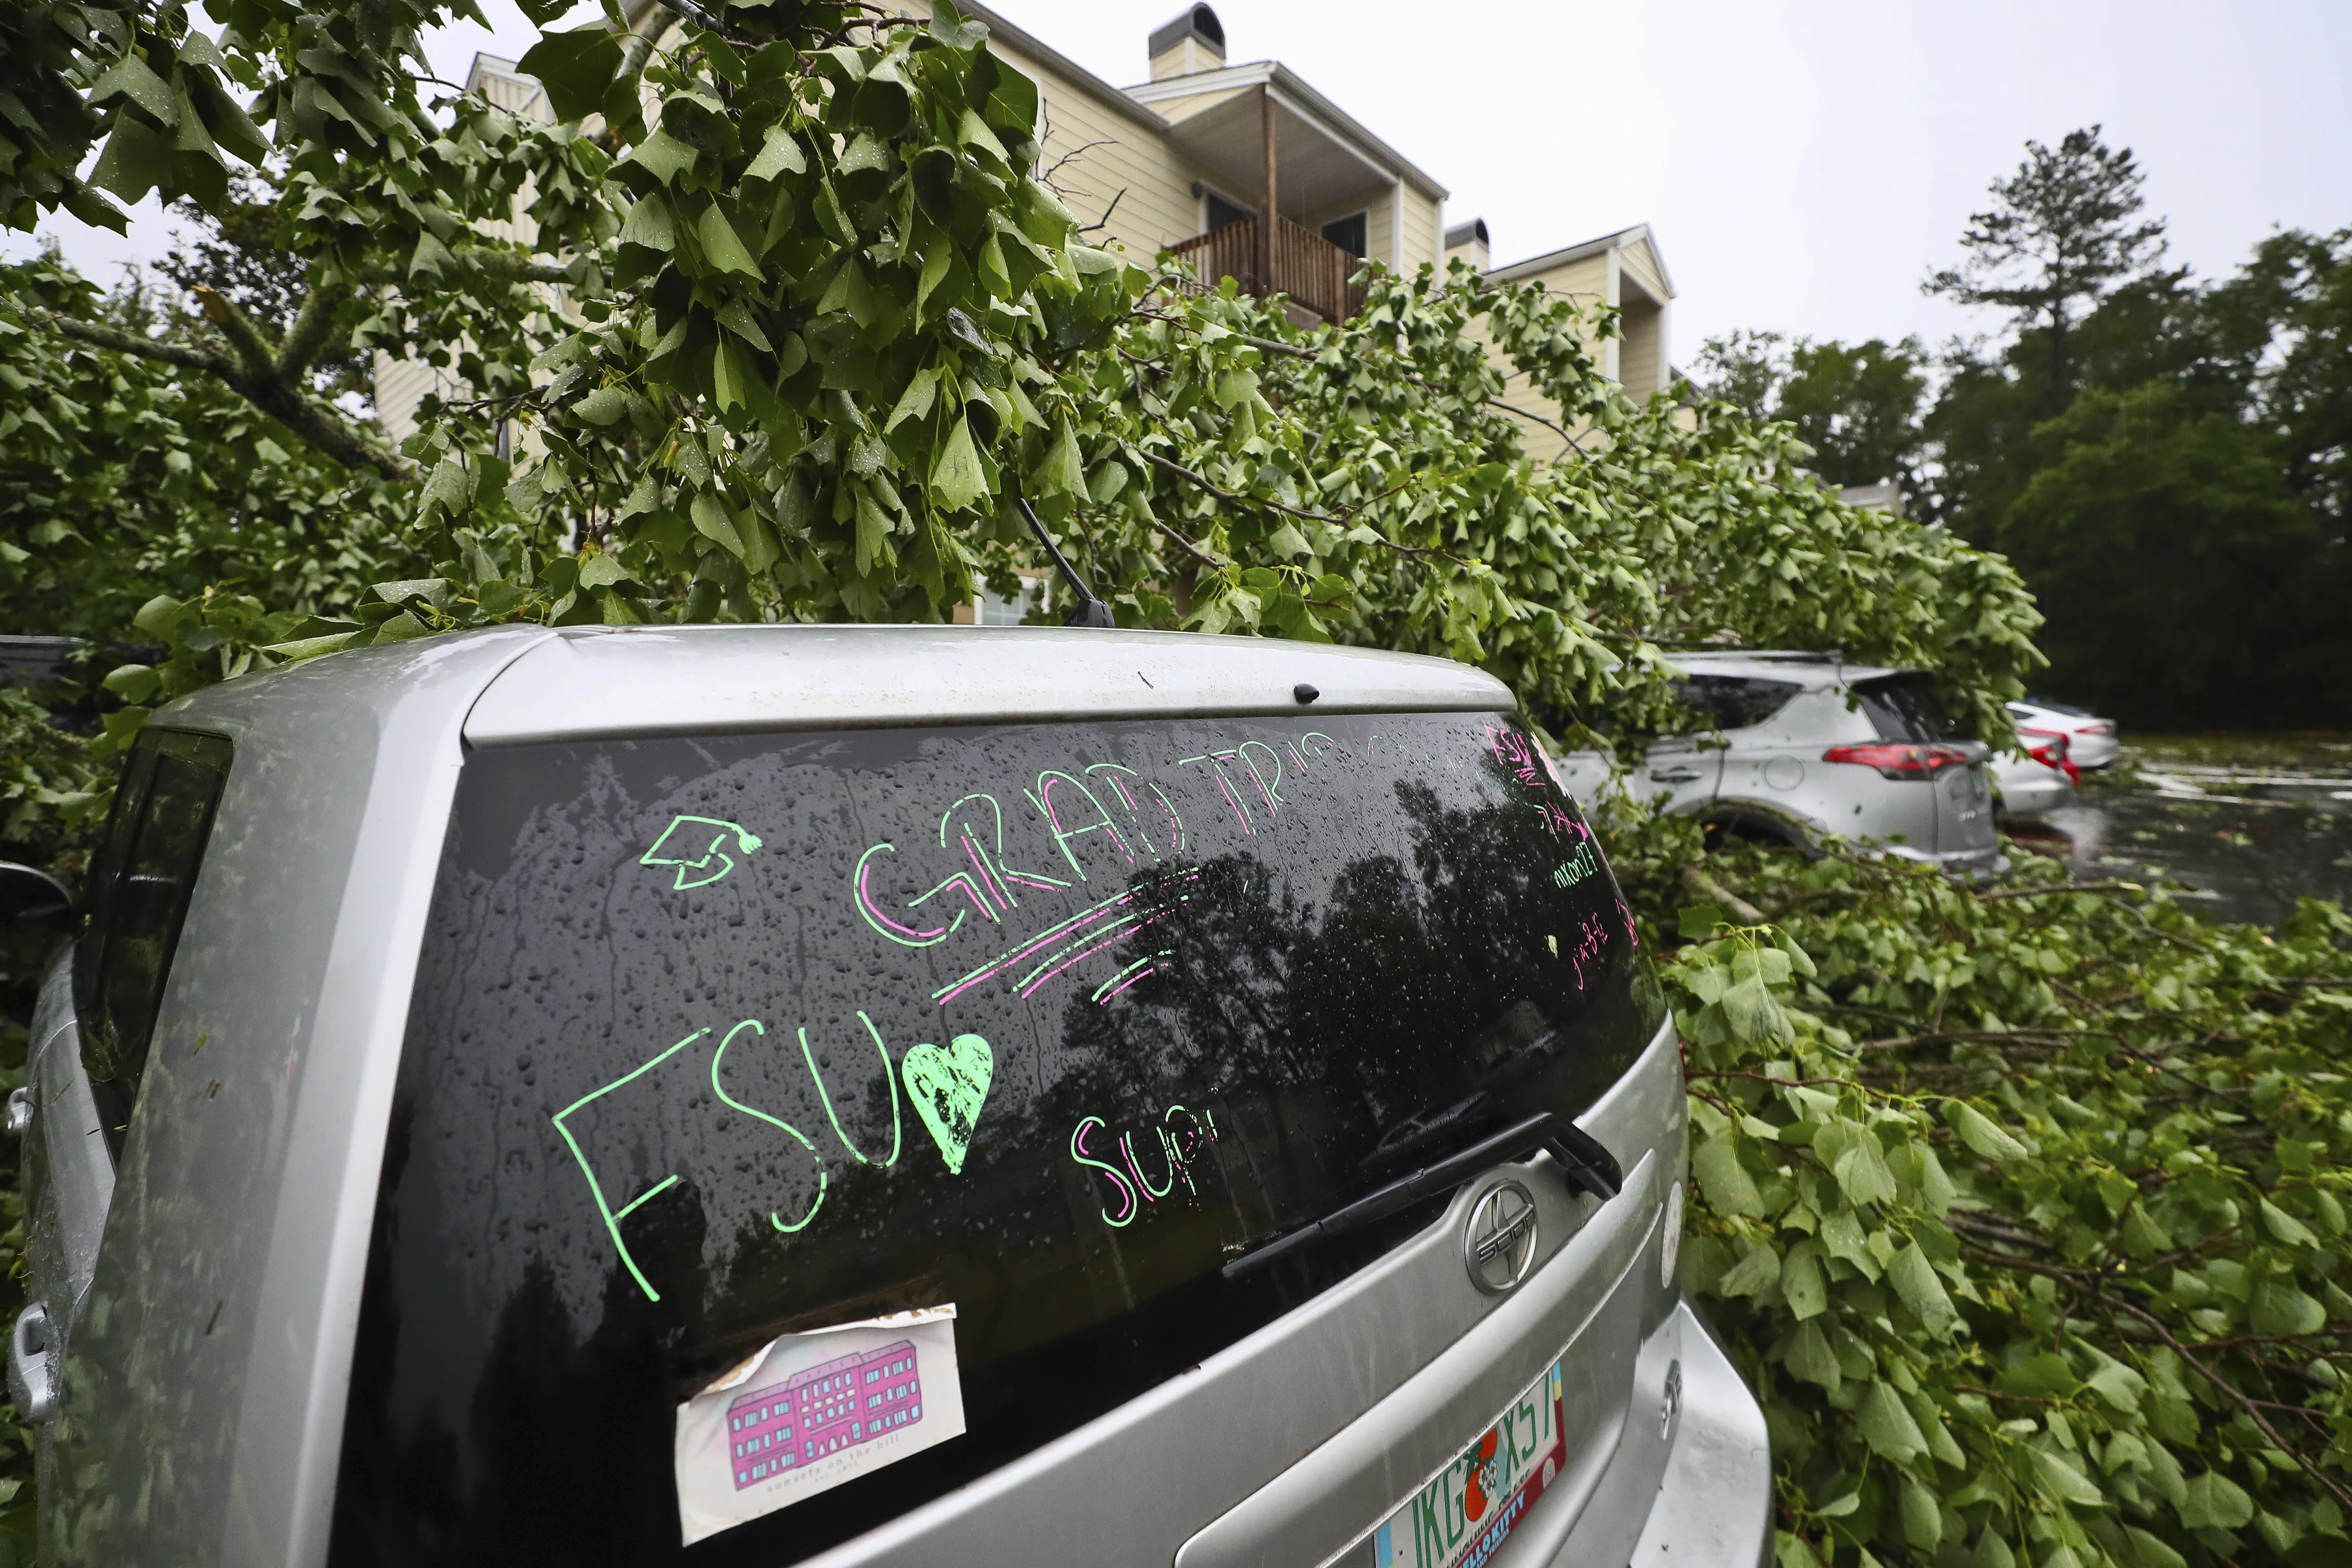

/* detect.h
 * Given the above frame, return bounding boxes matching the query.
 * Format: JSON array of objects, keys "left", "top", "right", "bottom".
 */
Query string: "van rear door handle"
[
  {"left": 1648, "top": 765, "right": 1703, "bottom": 784},
  {"left": 8, "top": 1301, "right": 57, "bottom": 1423}
]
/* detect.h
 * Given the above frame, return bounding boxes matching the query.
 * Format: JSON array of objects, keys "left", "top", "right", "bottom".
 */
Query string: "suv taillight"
[{"left": 1821, "top": 742, "right": 1972, "bottom": 780}]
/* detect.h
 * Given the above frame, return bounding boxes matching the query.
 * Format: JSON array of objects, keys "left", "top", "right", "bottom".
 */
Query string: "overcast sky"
[{"left": 12, "top": 0, "right": 2349, "bottom": 365}]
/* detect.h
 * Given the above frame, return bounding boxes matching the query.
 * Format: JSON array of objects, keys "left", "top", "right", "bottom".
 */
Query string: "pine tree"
[{"left": 1924, "top": 126, "right": 2167, "bottom": 415}]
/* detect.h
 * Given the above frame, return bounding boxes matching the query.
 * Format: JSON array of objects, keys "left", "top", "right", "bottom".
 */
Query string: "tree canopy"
[{"left": 1695, "top": 127, "right": 2352, "bottom": 728}]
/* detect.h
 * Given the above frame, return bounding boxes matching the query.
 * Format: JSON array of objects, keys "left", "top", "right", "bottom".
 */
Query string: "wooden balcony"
[{"left": 1167, "top": 214, "right": 1368, "bottom": 325}]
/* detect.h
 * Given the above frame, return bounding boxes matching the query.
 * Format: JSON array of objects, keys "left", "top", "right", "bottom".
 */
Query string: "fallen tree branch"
[
  {"left": 1976, "top": 879, "right": 2149, "bottom": 902},
  {"left": 1682, "top": 863, "right": 1766, "bottom": 926}
]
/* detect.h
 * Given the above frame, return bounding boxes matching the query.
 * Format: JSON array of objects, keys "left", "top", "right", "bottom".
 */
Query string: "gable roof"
[{"left": 1488, "top": 222, "right": 1676, "bottom": 300}]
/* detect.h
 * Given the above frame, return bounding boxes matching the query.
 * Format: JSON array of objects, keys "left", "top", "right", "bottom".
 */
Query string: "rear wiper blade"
[{"left": 1221, "top": 1111, "right": 1622, "bottom": 1282}]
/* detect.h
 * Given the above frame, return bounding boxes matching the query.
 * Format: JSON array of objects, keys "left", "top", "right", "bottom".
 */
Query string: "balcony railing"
[{"left": 1167, "top": 214, "right": 1368, "bottom": 324}]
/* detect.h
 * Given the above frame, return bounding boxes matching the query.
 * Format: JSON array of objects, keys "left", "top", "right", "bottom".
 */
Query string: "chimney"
[
  {"left": 1444, "top": 218, "right": 1491, "bottom": 273},
  {"left": 1149, "top": 5, "right": 1227, "bottom": 80}
]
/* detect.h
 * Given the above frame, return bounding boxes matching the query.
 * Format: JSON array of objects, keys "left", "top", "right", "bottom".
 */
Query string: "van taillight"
[{"left": 1821, "top": 743, "right": 1971, "bottom": 780}]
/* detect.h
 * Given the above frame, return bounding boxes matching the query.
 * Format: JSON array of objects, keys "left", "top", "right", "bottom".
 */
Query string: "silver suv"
[
  {"left": 1558, "top": 651, "right": 2001, "bottom": 873},
  {"left": 4, "top": 625, "right": 1768, "bottom": 1567}
]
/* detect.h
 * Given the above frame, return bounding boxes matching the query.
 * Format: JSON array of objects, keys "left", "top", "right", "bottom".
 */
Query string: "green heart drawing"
[{"left": 901, "top": 1034, "right": 994, "bottom": 1176}]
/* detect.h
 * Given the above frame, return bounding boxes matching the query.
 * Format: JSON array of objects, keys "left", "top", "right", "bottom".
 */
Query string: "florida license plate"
[{"left": 1362, "top": 1360, "right": 1566, "bottom": 1568}]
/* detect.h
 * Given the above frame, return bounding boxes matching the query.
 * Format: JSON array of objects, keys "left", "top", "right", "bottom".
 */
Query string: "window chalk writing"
[{"left": 1069, "top": 1104, "right": 1220, "bottom": 1228}]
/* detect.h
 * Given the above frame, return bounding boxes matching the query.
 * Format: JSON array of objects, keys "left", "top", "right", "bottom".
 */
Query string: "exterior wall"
[
  {"left": 903, "top": 0, "right": 1201, "bottom": 267},
  {"left": 1619, "top": 296, "right": 1665, "bottom": 402},
  {"left": 372, "top": 56, "right": 554, "bottom": 443},
  {"left": 1618, "top": 244, "right": 1669, "bottom": 312},
  {"left": 1399, "top": 187, "right": 1441, "bottom": 274},
  {"left": 1476, "top": 250, "right": 1618, "bottom": 463}
]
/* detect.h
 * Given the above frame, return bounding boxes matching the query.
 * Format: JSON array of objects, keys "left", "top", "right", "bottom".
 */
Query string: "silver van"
[{"left": 5, "top": 625, "right": 1768, "bottom": 1567}]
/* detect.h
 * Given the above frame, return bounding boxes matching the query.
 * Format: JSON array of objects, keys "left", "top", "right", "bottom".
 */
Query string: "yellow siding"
[
  {"left": 914, "top": 10, "right": 1201, "bottom": 265},
  {"left": 1474, "top": 252, "right": 1623, "bottom": 462},
  {"left": 1362, "top": 193, "right": 1394, "bottom": 274},
  {"left": 1400, "top": 189, "right": 1440, "bottom": 274},
  {"left": 1619, "top": 299, "right": 1663, "bottom": 402},
  {"left": 1617, "top": 238, "right": 1668, "bottom": 309}
]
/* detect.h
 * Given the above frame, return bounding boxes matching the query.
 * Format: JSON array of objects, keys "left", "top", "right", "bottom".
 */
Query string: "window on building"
[
  {"left": 1205, "top": 190, "right": 1250, "bottom": 233},
  {"left": 1320, "top": 212, "right": 1367, "bottom": 258}
]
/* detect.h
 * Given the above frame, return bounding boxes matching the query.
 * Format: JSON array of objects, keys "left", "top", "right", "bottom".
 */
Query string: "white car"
[
  {"left": 1989, "top": 732, "right": 2075, "bottom": 819},
  {"left": 1552, "top": 651, "right": 2002, "bottom": 873},
  {"left": 2008, "top": 698, "right": 2119, "bottom": 772}
]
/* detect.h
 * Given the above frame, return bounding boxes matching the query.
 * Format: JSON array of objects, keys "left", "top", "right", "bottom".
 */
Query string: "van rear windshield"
[{"left": 331, "top": 710, "right": 1660, "bottom": 1566}]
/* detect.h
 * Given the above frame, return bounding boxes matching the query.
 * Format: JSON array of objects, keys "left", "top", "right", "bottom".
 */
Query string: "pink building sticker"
[{"left": 672, "top": 1305, "right": 964, "bottom": 1547}]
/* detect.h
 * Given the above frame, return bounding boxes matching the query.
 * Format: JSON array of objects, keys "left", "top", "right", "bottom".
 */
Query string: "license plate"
[{"left": 1361, "top": 1360, "right": 1566, "bottom": 1568}]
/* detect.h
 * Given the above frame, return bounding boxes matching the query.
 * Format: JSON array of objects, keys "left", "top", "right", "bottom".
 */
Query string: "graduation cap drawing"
[{"left": 640, "top": 815, "right": 765, "bottom": 890}]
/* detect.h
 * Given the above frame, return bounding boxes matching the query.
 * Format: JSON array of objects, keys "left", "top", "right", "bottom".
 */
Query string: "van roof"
[{"left": 160, "top": 624, "right": 1514, "bottom": 746}]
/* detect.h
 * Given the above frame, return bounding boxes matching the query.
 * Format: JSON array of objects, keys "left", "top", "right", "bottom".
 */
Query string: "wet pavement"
[{"left": 2003, "top": 735, "right": 2352, "bottom": 927}]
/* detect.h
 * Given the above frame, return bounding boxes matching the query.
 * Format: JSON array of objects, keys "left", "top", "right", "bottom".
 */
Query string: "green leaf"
[
  {"left": 2258, "top": 1197, "right": 2318, "bottom": 1249},
  {"left": 1691, "top": 1134, "right": 1765, "bottom": 1217},
  {"left": 1717, "top": 1240, "right": 1782, "bottom": 1297},
  {"left": 694, "top": 203, "right": 764, "bottom": 279},
  {"left": 744, "top": 122, "right": 807, "bottom": 180},
  {"left": 1857, "top": 1379, "right": 1927, "bottom": 1460},
  {"left": 90, "top": 118, "right": 173, "bottom": 203},
  {"left": 691, "top": 493, "right": 745, "bottom": 557},
  {"left": 1900, "top": 1475, "right": 1942, "bottom": 1549},
  {"left": 1830, "top": 1126, "right": 1900, "bottom": 1209},
  {"left": 2179, "top": 1470, "right": 2253, "bottom": 1529},
  {"left": 929, "top": 414, "right": 988, "bottom": 511},
  {"left": 578, "top": 553, "right": 633, "bottom": 589},
  {"left": 619, "top": 192, "right": 678, "bottom": 253},
  {"left": 2033, "top": 1448, "right": 2108, "bottom": 1509},
  {"left": 133, "top": 594, "right": 186, "bottom": 640},
  {"left": 101, "top": 663, "right": 159, "bottom": 702},
  {"left": 515, "top": 27, "right": 623, "bottom": 122},
  {"left": 576, "top": 386, "right": 630, "bottom": 425},
  {"left": 1039, "top": 416, "right": 1086, "bottom": 498},
  {"left": 1780, "top": 1241, "right": 1828, "bottom": 1320},
  {"left": 1946, "top": 1101, "right": 2029, "bottom": 1162},
  {"left": 1783, "top": 1321, "right": 1841, "bottom": 1394},
  {"left": 89, "top": 53, "right": 177, "bottom": 120},
  {"left": 625, "top": 128, "right": 698, "bottom": 186},
  {"left": 885, "top": 367, "right": 938, "bottom": 433},
  {"left": 2249, "top": 1281, "right": 2325, "bottom": 1336},
  {"left": 852, "top": 482, "right": 893, "bottom": 575},
  {"left": 1888, "top": 1239, "right": 1958, "bottom": 1334}
]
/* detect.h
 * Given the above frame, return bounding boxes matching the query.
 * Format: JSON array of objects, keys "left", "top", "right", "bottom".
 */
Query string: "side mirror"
[{"left": 0, "top": 862, "right": 75, "bottom": 933}]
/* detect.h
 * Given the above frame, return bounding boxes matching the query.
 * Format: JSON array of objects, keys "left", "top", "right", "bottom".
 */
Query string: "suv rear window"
[
  {"left": 1672, "top": 674, "right": 1802, "bottom": 730},
  {"left": 330, "top": 711, "right": 1659, "bottom": 1565},
  {"left": 1854, "top": 673, "right": 1959, "bottom": 742}
]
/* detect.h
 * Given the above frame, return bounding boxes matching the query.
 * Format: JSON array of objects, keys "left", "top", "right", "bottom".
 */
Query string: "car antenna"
[{"left": 1015, "top": 496, "right": 1115, "bottom": 628}]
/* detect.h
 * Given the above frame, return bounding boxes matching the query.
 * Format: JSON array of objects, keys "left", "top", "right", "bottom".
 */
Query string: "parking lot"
[{"left": 2013, "top": 735, "right": 2352, "bottom": 924}]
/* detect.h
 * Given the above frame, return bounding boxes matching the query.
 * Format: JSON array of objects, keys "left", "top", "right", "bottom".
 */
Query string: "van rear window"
[{"left": 330, "top": 711, "right": 1659, "bottom": 1565}]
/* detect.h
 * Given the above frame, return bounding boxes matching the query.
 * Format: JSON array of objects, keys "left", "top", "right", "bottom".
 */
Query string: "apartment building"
[{"left": 377, "top": 3, "right": 1677, "bottom": 459}]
